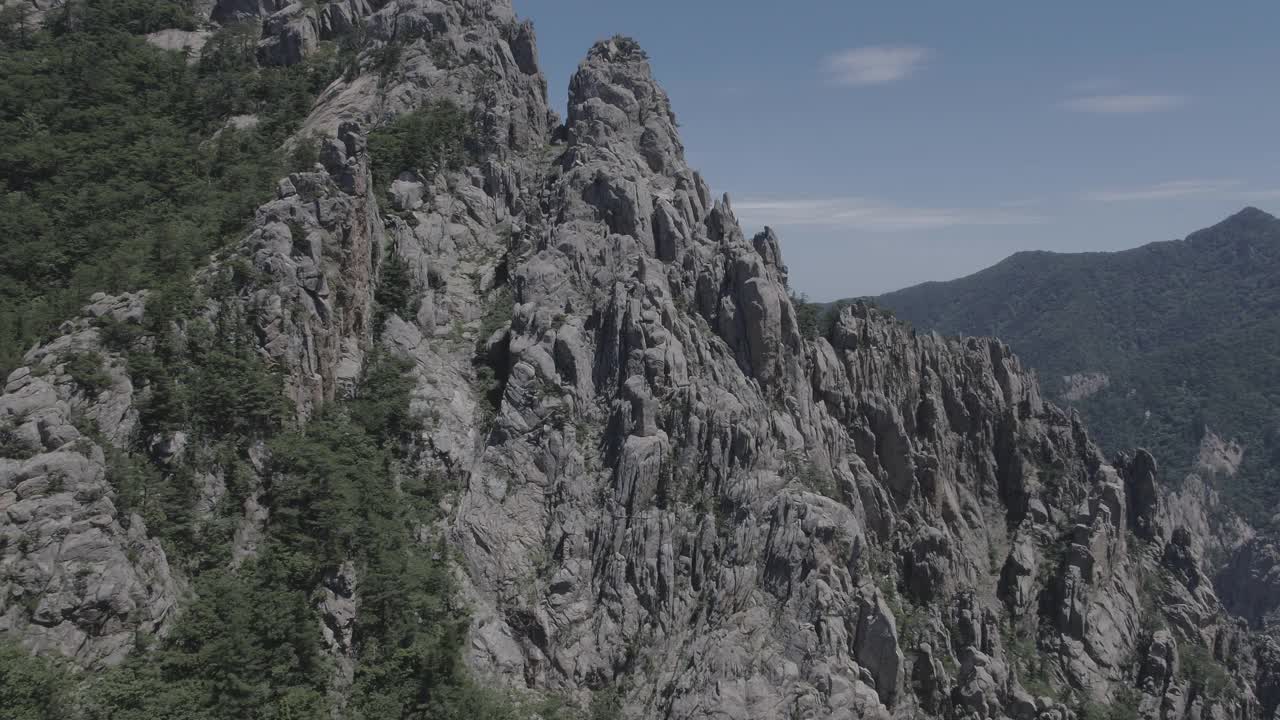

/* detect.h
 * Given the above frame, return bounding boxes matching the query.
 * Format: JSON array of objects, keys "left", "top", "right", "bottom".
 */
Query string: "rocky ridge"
[
  {"left": 0, "top": 293, "right": 178, "bottom": 668},
  {"left": 1, "top": 1, "right": 1278, "bottom": 719}
]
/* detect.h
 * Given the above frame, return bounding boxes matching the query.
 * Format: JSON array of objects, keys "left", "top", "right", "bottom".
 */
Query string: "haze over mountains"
[{"left": 876, "top": 207, "right": 1280, "bottom": 522}]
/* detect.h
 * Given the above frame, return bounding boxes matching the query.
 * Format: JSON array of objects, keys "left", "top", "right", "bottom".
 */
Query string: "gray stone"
[
  {"left": 0, "top": 378, "right": 177, "bottom": 667},
  {"left": 256, "top": 4, "right": 320, "bottom": 67},
  {"left": 390, "top": 178, "right": 424, "bottom": 211},
  {"left": 144, "top": 29, "right": 212, "bottom": 60}
]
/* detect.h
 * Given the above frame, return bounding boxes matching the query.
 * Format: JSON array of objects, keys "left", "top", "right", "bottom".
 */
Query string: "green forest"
[
  {"left": 0, "top": 0, "right": 339, "bottom": 378},
  {"left": 875, "top": 208, "right": 1280, "bottom": 523}
]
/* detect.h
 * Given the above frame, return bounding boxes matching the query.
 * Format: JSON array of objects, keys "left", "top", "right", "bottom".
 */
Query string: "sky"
[{"left": 517, "top": 0, "right": 1280, "bottom": 299}]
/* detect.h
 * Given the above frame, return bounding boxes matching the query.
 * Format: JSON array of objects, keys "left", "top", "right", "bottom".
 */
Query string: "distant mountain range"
[{"left": 874, "top": 207, "right": 1280, "bottom": 521}]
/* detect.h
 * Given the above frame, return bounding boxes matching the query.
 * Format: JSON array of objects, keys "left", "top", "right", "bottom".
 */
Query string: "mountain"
[
  {"left": 876, "top": 208, "right": 1280, "bottom": 522},
  {"left": 3, "top": 1, "right": 1280, "bottom": 719}
]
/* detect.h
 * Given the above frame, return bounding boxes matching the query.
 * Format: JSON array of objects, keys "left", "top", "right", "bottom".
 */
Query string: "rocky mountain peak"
[
  {"left": 3, "top": 2, "right": 1280, "bottom": 719},
  {"left": 566, "top": 36, "right": 686, "bottom": 177},
  {"left": 585, "top": 34, "right": 650, "bottom": 63}
]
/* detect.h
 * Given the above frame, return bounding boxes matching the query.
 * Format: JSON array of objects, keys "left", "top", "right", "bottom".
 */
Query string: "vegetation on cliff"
[
  {"left": 0, "top": 0, "right": 338, "bottom": 377},
  {"left": 875, "top": 207, "right": 1280, "bottom": 521}
]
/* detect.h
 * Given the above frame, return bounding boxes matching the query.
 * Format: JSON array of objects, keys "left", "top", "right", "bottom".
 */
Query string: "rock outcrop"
[
  {"left": 204, "top": 120, "right": 384, "bottom": 419},
  {"left": 1197, "top": 428, "right": 1245, "bottom": 480},
  {"left": 144, "top": 28, "right": 213, "bottom": 60},
  {"left": 1061, "top": 371, "right": 1110, "bottom": 402},
  {"left": 1219, "top": 538, "right": 1280, "bottom": 629},
  {"left": 0, "top": 294, "right": 179, "bottom": 668}
]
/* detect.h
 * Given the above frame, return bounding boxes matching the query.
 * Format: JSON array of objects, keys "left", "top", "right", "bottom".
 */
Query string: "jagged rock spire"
[{"left": 566, "top": 36, "right": 686, "bottom": 176}]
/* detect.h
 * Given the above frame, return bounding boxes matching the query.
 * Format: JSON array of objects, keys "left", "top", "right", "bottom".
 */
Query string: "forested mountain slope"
[
  {"left": 0, "top": 0, "right": 345, "bottom": 377},
  {"left": 876, "top": 208, "right": 1280, "bottom": 522},
  {"left": 2, "top": 1, "right": 1280, "bottom": 719}
]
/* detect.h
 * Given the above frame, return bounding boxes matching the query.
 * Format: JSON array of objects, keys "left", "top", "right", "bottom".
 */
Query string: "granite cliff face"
[
  {"left": 0, "top": 294, "right": 178, "bottom": 668},
  {"left": 1, "top": 1, "right": 1278, "bottom": 718}
]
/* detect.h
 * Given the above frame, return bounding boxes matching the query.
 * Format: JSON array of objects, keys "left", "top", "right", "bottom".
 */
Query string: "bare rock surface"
[
  {"left": 145, "top": 28, "right": 213, "bottom": 59},
  {"left": 0, "top": 294, "right": 178, "bottom": 668},
  {"left": 1197, "top": 428, "right": 1245, "bottom": 479},
  {"left": 2, "top": 2, "right": 1278, "bottom": 719},
  {"left": 1061, "top": 371, "right": 1110, "bottom": 402}
]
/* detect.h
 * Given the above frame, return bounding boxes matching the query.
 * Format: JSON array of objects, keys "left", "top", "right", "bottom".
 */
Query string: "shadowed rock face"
[
  {"left": 2, "top": 2, "right": 1278, "bottom": 718},
  {"left": 1219, "top": 538, "right": 1280, "bottom": 628}
]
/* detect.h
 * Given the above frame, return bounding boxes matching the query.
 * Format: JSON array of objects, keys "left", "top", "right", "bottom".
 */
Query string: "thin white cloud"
[
  {"left": 1066, "top": 77, "right": 1131, "bottom": 95},
  {"left": 824, "top": 46, "right": 931, "bottom": 86},
  {"left": 997, "top": 197, "right": 1049, "bottom": 209},
  {"left": 1241, "top": 188, "right": 1280, "bottom": 200},
  {"left": 1062, "top": 94, "right": 1186, "bottom": 114},
  {"left": 734, "top": 197, "right": 1046, "bottom": 232},
  {"left": 1085, "top": 179, "right": 1241, "bottom": 203}
]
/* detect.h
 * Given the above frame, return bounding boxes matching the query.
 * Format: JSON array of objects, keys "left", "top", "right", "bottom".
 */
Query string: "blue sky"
[{"left": 518, "top": 0, "right": 1280, "bottom": 299}]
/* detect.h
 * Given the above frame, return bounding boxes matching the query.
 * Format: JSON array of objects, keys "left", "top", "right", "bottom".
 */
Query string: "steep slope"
[
  {"left": 0, "top": 0, "right": 347, "bottom": 378},
  {"left": 1, "top": 2, "right": 1279, "bottom": 720},
  {"left": 875, "top": 208, "right": 1280, "bottom": 521}
]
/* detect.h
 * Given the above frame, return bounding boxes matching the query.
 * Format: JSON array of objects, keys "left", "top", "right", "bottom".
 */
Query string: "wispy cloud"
[
  {"left": 1066, "top": 76, "right": 1132, "bottom": 95},
  {"left": 823, "top": 46, "right": 931, "bottom": 86},
  {"left": 734, "top": 197, "right": 1045, "bottom": 232},
  {"left": 1085, "top": 179, "right": 1242, "bottom": 203},
  {"left": 1241, "top": 188, "right": 1280, "bottom": 200},
  {"left": 1062, "top": 94, "right": 1186, "bottom": 114}
]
